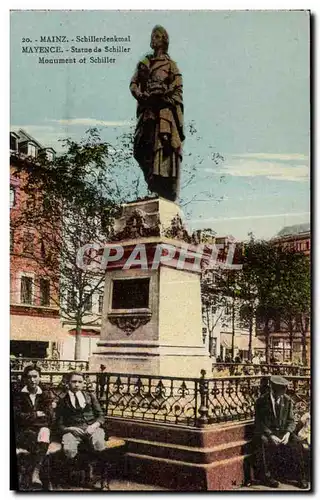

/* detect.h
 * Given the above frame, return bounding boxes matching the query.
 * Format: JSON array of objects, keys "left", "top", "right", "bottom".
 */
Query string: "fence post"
[{"left": 198, "top": 369, "right": 209, "bottom": 426}]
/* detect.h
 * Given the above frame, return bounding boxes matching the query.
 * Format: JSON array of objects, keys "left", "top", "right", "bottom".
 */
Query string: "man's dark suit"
[
  {"left": 56, "top": 391, "right": 104, "bottom": 434},
  {"left": 13, "top": 389, "right": 53, "bottom": 452},
  {"left": 55, "top": 390, "right": 105, "bottom": 461},
  {"left": 255, "top": 392, "right": 295, "bottom": 438},
  {"left": 254, "top": 391, "right": 306, "bottom": 483}
]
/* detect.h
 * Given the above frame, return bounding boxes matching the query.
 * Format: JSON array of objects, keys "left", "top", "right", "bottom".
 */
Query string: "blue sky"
[{"left": 10, "top": 10, "right": 310, "bottom": 240}]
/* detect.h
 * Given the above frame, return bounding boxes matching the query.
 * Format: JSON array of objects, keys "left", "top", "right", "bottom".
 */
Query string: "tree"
[
  {"left": 201, "top": 268, "right": 230, "bottom": 357},
  {"left": 238, "top": 239, "right": 283, "bottom": 364},
  {"left": 11, "top": 128, "right": 118, "bottom": 359},
  {"left": 275, "top": 249, "right": 310, "bottom": 364}
]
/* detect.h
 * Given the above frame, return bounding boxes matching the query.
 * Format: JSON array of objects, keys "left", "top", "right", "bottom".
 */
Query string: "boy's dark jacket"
[
  {"left": 254, "top": 392, "right": 296, "bottom": 437},
  {"left": 13, "top": 389, "right": 53, "bottom": 429},
  {"left": 55, "top": 391, "right": 105, "bottom": 433}
]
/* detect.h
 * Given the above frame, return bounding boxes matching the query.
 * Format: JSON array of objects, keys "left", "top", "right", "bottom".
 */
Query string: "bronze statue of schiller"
[{"left": 130, "top": 26, "right": 185, "bottom": 202}]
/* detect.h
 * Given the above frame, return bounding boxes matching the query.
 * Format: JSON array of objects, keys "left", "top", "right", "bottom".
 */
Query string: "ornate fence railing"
[
  {"left": 11, "top": 358, "right": 309, "bottom": 378},
  {"left": 10, "top": 358, "right": 89, "bottom": 372},
  {"left": 10, "top": 369, "right": 310, "bottom": 428},
  {"left": 213, "top": 362, "right": 310, "bottom": 377}
]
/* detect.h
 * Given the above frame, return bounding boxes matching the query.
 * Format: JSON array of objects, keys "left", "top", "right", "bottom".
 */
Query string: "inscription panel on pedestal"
[
  {"left": 111, "top": 277, "right": 150, "bottom": 310},
  {"left": 108, "top": 277, "right": 152, "bottom": 335}
]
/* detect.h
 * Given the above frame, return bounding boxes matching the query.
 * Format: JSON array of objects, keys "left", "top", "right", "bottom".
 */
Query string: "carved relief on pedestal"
[
  {"left": 113, "top": 208, "right": 161, "bottom": 241},
  {"left": 108, "top": 313, "right": 151, "bottom": 335},
  {"left": 164, "top": 215, "right": 192, "bottom": 243},
  {"left": 112, "top": 198, "right": 195, "bottom": 244}
]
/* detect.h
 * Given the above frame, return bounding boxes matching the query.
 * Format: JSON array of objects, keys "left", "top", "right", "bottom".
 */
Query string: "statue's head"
[{"left": 150, "top": 25, "right": 169, "bottom": 52}]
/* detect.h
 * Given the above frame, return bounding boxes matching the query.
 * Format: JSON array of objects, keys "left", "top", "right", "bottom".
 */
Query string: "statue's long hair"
[{"left": 151, "top": 25, "right": 169, "bottom": 53}]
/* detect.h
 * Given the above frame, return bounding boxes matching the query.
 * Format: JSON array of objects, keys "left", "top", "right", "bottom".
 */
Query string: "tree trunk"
[
  {"left": 301, "top": 332, "right": 307, "bottom": 366},
  {"left": 248, "top": 313, "right": 253, "bottom": 362},
  {"left": 300, "top": 315, "right": 309, "bottom": 366},
  {"left": 289, "top": 328, "right": 294, "bottom": 363},
  {"left": 264, "top": 319, "right": 270, "bottom": 364},
  {"left": 231, "top": 299, "right": 235, "bottom": 360},
  {"left": 74, "top": 322, "right": 82, "bottom": 360}
]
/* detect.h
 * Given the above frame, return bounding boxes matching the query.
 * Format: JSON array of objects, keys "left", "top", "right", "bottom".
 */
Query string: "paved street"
[
  {"left": 52, "top": 479, "right": 169, "bottom": 491},
  {"left": 52, "top": 479, "right": 310, "bottom": 492},
  {"left": 240, "top": 481, "right": 309, "bottom": 492}
]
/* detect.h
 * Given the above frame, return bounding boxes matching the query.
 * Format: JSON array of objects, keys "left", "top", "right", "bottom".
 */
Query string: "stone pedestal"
[{"left": 90, "top": 197, "right": 211, "bottom": 377}]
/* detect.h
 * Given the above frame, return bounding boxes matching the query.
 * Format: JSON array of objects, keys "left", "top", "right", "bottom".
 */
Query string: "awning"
[
  {"left": 10, "top": 314, "right": 67, "bottom": 342},
  {"left": 221, "top": 333, "right": 265, "bottom": 350}
]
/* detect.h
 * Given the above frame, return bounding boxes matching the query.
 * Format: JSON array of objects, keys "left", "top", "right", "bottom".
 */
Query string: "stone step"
[
  {"left": 125, "top": 450, "right": 251, "bottom": 491},
  {"left": 125, "top": 436, "right": 250, "bottom": 463}
]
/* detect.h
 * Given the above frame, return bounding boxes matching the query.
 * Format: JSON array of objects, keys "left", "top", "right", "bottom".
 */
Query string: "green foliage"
[{"left": 200, "top": 237, "right": 310, "bottom": 363}]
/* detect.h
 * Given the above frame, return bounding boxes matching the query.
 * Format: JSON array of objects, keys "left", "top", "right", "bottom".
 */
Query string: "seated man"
[
  {"left": 254, "top": 375, "right": 308, "bottom": 489},
  {"left": 13, "top": 364, "right": 53, "bottom": 489},
  {"left": 56, "top": 371, "right": 105, "bottom": 465}
]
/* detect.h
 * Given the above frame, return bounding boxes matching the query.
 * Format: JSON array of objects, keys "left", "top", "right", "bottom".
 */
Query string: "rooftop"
[{"left": 276, "top": 222, "right": 310, "bottom": 238}]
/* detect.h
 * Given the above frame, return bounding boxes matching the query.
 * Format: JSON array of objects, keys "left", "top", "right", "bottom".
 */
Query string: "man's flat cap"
[{"left": 270, "top": 375, "right": 289, "bottom": 386}]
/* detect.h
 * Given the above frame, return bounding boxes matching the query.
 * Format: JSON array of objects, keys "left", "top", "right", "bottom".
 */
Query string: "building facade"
[
  {"left": 257, "top": 222, "right": 311, "bottom": 364},
  {"left": 10, "top": 130, "right": 66, "bottom": 359}
]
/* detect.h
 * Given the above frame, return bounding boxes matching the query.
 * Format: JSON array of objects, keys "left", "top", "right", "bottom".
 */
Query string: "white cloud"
[
  {"left": 231, "top": 153, "right": 309, "bottom": 162},
  {"left": 205, "top": 156, "right": 309, "bottom": 182},
  {"left": 50, "top": 118, "right": 132, "bottom": 127},
  {"left": 191, "top": 212, "right": 310, "bottom": 226}
]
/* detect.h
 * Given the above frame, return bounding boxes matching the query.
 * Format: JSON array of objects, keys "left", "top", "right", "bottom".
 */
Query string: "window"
[
  {"left": 98, "top": 294, "right": 104, "bottom": 314},
  {"left": 20, "top": 276, "right": 33, "bottom": 304},
  {"left": 23, "top": 232, "right": 35, "bottom": 255},
  {"left": 10, "top": 185, "right": 16, "bottom": 208},
  {"left": 84, "top": 293, "right": 93, "bottom": 313},
  {"left": 10, "top": 134, "right": 17, "bottom": 151},
  {"left": 112, "top": 278, "right": 150, "bottom": 310},
  {"left": 28, "top": 143, "right": 37, "bottom": 157},
  {"left": 306, "top": 240, "right": 310, "bottom": 250},
  {"left": 40, "top": 279, "right": 50, "bottom": 306},
  {"left": 225, "top": 304, "right": 231, "bottom": 316},
  {"left": 46, "top": 150, "right": 54, "bottom": 161},
  {"left": 10, "top": 228, "right": 14, "bottom": 253}
]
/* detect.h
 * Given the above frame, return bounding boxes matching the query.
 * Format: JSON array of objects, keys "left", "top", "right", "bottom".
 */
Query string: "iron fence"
[{"left": 10, "top": 369, "right": 310, "bottom": 428}]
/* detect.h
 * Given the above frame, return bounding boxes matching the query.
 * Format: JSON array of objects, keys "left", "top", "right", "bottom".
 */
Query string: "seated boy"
[
  {"left": 56, "top": 371, "right": 105, "bottom": 463},
  {"left": 13, "top": 364, "right": 53, "bottom": 489}
]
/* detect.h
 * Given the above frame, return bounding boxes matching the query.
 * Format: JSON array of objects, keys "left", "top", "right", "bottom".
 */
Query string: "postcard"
[{"left": 10, "top": 10, "right": 310, "bottom": 491}]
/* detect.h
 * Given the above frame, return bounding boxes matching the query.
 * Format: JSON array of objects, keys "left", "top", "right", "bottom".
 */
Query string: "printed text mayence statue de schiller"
[{"left": 20, "top": 35, "right": 132, "bottom": 64}]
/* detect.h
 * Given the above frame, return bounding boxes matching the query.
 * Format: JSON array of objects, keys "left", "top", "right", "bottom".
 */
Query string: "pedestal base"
[
  {"left": 89, "top": 342, "right": 212, "bottom": 377},
  {"left": 93, "top": 197, "right": 212, "bottom": 378}
]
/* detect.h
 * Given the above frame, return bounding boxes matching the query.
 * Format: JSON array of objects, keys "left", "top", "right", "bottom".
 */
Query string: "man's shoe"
[
  {"left": 298, "top": 480, "right": 309, "bottom": 490},
  {"left": 31, "top": 468, "right": 43, "bottom": 489},
  {"left": 264, "top": 477, "right": 279, "bottom": 488}
]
